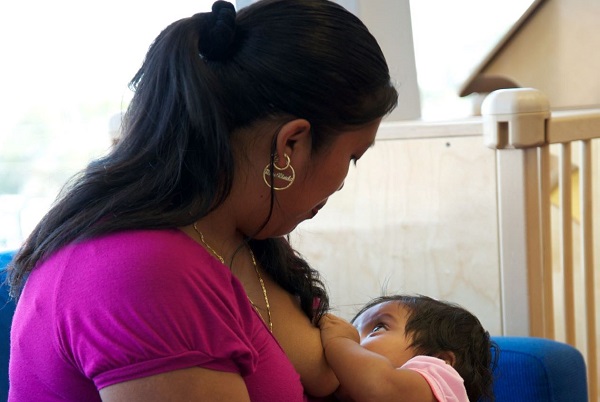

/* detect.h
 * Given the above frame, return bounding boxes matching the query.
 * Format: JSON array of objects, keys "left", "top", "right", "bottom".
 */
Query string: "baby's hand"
[{"left": 318, "top": 314, "right": 360, "bottom": 350}]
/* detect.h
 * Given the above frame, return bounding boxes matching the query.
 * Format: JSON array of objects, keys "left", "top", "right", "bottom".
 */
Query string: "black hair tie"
[{"left": 198, "top": 0, "right": 237, "bottom": 61}]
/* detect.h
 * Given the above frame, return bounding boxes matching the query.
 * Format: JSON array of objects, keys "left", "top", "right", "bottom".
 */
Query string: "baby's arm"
[{"left": 319, "top": 314, "right": 436, "bottom": 402}]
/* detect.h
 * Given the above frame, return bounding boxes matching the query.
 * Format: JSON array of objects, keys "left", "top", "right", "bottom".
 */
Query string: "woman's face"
[
  {"left": 353, "top": 301, "right": 416, "bottom": 368},
  {"left": 264, "top": 119, "right": 381, "bottom": 237}
]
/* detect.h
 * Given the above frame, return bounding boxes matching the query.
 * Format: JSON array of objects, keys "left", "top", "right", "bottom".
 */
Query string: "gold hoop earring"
[{"left": 263, "top": 154, "right": 295, "bottom": 190}]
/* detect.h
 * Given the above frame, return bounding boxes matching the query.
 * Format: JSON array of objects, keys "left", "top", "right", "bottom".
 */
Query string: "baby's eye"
[{"left": 371, "top": 323, "right": 387, "bottom": 333}]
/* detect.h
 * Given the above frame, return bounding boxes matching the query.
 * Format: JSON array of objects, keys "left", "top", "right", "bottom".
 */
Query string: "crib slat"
[
  {"left": 580, "top": 139, "right": 597, "bottom": 402},
  {"left": 540, "top": 145, "right": 555, "bottom": 339},
  {"left": 524, "top": 148, "right": 545, "bottom": 337},
  {"left": 559, "top": 143, "right": 576, "bottom": 346}
]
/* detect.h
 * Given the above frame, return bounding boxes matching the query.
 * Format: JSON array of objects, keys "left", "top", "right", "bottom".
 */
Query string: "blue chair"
[
  {"left": 491, "top": 336, "right": 588, "bottom": 401},
  {"left": 0, "top": 250, "right": 17, "bottom": 401}
]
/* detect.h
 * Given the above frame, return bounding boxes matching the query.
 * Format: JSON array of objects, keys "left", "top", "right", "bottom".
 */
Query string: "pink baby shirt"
[{"left": 402, "top": 355, "right": 469, "bottom": 402}]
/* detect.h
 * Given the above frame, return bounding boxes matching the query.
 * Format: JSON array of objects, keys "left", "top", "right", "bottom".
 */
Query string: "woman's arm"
[
  {"left": 319, "top": 314, "right": 436, "bottom": 402},
  {"left": 100, "top": 367, "right": 251, "bottom": 402}
]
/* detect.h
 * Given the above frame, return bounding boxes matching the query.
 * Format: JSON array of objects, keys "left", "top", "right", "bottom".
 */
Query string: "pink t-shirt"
[
  {"left": 10, "top": 229, "right": 308, "bottom": 401},
  {"left": 401, "top": 356, "right": 468, "bottom": 402}
]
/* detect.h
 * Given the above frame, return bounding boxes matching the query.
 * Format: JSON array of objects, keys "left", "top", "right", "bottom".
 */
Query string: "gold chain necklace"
[{"left": 193, "top": 222, "right": 273, "bottom": 333}]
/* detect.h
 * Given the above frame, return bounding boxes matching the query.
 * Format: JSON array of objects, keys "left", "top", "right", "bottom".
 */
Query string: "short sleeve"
[
  {"left": 53, "top": 230, "right": 260, "bottom": 390},
  {"left": 401, "top": 356, "right": 469, "bottom": 402}
]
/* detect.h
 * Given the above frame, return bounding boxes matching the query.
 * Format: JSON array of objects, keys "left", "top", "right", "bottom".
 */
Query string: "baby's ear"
[{"left": 436, "top": 351, "right": 457, "bottom": 366}]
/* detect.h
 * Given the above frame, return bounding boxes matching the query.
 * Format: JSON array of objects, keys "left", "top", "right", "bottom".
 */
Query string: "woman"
[{"left": 7, "top": 1, "right": 398, "bottom": 401}]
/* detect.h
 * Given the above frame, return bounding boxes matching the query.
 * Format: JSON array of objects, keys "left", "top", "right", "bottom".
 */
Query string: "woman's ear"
[
  {"left": 436, "top": 351, "right": 457, "bottom": 366},
  {"left": 273, "top": 119, "right": 312, "bottom": 166}
]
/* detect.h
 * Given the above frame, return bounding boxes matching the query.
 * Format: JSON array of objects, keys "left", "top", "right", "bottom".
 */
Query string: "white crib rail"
[{"left": 482, "top": 88, "right": 599, "bottom": 401}]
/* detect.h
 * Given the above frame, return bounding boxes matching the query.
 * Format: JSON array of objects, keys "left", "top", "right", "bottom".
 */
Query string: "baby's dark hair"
[{"left": 352, "top": 295, "right": 498, "bottom": 401}]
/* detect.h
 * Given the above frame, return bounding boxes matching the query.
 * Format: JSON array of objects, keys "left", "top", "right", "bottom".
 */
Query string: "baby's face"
[{"left": 353, "top": 301, "right": 416, "bottom": 367}]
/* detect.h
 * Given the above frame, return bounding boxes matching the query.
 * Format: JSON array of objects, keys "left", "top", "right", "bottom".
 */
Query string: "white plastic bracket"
[{"left": 481, "top": 88, "right": 550, "bottom": 149}]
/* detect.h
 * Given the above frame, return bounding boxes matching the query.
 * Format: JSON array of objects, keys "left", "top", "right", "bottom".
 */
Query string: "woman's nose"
[{"left": 337, "top": 181, "right": 345, "bottom": 191}]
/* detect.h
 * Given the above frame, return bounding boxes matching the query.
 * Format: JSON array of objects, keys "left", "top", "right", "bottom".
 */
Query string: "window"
[
  {"left": 409, "top": 0, "right": 535, "bottom": 120},
  {"left": 0, "top": 1, "right": 220, "bottom": 251}
]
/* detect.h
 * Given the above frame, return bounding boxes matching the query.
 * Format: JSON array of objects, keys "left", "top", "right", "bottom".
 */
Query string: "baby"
[{"left": 319, "top": 295, "right": 497, "bottom": 402}]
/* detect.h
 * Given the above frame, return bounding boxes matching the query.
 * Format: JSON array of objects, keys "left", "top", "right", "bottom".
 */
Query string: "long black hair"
[
  {"left": 7, "top": 0, "right": 398, "bottom": 323},
  {"left": 352, "top": 295, "right": 498, "bottom": 401}
]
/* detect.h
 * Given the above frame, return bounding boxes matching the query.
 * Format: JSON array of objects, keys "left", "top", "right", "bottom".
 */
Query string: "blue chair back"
[
  {"left": 492, "top": 336, "right": 588, "bottom": 402},
  {"left": 0, "top": 250, "right": 17, "bottom": 402}
]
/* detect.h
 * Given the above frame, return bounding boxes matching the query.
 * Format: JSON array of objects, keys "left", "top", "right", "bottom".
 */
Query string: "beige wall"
[
  {"left": 484, "top": 0, "right": 600, "bottom": 109},
  {"left": 291, "top": 122, "right": 503, "bottom": 334}
]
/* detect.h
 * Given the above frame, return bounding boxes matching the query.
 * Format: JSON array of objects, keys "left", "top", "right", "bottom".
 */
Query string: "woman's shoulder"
[
  {"left": 84, "top": 228, "right": 199, "bottom": 258},
  {"left": 46, "top": 228, "right": 234, "bottom": 302},
  {"left": 68, "top": 228, "right": 210, "bottom": 272},
  {"left": 45, "top": 227, "right": 249, "bottom": 327}
]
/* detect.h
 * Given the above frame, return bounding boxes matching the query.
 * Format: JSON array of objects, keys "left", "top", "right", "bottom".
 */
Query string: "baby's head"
[{"left": 352, "top": 295, "right": 497, "bottom": 401}]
